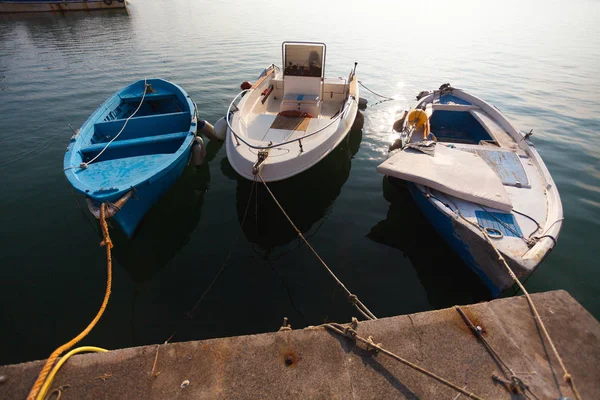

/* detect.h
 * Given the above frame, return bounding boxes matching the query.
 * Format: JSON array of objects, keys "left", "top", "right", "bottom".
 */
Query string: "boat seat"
[
  {"left": 282, "top": 93, "right": 320, "bottom": 104},
  {"left": 82, "top": 131, "right": 190, "bottom": 153},
  {"left": 281, "top": 76, "right": 322, "bottom": 116},
  {"left": 119, "top": 90, "right": 176, "bottom": 103},
  {"left": 80, "top": 131, "right": 190, "bottom": 162},
  {"left": 431, "top": 104, "right": 479, "bottom": 111},
  {"left": 93, "top": 112, "right": 189, "bottom": 143}
]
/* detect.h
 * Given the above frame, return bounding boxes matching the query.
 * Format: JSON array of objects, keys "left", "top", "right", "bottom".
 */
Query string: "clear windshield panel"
[{"left": 284, "top": 44, "right": 324, "bottom": 78}]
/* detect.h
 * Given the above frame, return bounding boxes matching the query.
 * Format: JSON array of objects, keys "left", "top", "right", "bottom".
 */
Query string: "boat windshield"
[{"left": 283, "top": 43, "right": 325, "bottom": 78}]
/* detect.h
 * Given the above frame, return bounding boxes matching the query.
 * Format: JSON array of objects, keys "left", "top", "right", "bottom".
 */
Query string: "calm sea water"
[{"left": 1, "top": 0, "right": 599, "bottom": 365}]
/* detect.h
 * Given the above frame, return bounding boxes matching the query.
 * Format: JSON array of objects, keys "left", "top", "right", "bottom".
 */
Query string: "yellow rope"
[
  {"left": 36, "top": 347, "right": 108, "bottom": 400},
  {"left": 27, "top": 203, "right": 114, "bottom": 400}
]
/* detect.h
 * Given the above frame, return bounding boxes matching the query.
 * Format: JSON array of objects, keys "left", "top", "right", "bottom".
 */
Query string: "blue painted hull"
[
  {"left": 405, "top": 182, "right": 503, "bottom": 297},
  {"left": 64, "top": 79, "right": 197, "bottom": 238},
  {"left": 109, "top": 148, "right": 192, "bottom": 237}
]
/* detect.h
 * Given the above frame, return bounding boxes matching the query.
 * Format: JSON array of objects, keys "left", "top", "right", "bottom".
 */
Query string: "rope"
[
  {"left": 512, "top": 209, "right": 542, "bottom": 237},
  {"left": 322, "top": 321, "right": 484, "bottom": 400},
  {"left": 455, "top": 307, "right": 539, "bottom": 399},
  {"left": 36, "top": 347, "right": 108, "bottom": 400},
  {"left": 422, "top": 187, "right": 579, "bottom": 398},
  {"left": 479, "top": 205, "right": 536, "bottom": 246},
  {"left": 475, "top": 225, "right": 581, "bottom": 400},
  {"left": 226, "top": 87, "right": 356, "bottom": 150},
  {"left": 64, "top": 79, "right": 148, "bottom": 171},
  {"left": 256, "top": 172, "right": 376, "bottom": 320},
  {"left": 357, "top": 80, "right": 394, "bottom": 100},
  {"left": 427, "top": 188, "right": 580, "bottom": 400},
  {"left": 165, "top": 179, "right": 258, "bottom": 343},
  {"left": 27, "top": 203, "right": 114, "bottom": 400}
]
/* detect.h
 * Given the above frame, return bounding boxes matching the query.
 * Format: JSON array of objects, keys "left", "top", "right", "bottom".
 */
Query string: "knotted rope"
[
  {"left": 477, "top": 227, "right": 582, "bottom": 400},
  {"left": 27, "top": 203, "right": 113, "bottom": 400},
  {"left": 322, "top": 319, "right": 484, "bottom": 400},
  {"left": 433, "top": 190, "right": 581, "bottom": 400}
]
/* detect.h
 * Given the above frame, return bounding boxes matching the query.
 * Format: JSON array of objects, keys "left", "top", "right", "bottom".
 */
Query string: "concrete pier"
[{"left": 1, "top": 290, "right": 599, "bottom": 399}]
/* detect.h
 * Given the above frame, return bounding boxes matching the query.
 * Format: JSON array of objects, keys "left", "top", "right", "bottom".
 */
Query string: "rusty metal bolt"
[{"left": 284, "top": 355, "right": 294, "bottom": 366}]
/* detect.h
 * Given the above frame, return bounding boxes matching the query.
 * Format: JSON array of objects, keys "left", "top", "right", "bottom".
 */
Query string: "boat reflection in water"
[
  {"left": 108, "top": 141, "right": 219, "bottom": 285},
  {"left": 224, "top": 122, "right": 362, "bottom": 252},
  {"left": 367, "top": 176, "right": 491, "bottom": 308}
]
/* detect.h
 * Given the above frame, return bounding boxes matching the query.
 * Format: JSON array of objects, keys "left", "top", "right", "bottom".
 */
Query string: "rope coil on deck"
[{"left": 27, "top": 203, "right": 114, "bottom": 400}]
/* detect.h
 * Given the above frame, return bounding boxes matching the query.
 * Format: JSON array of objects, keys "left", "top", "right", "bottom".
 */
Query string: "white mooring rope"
[{"left": 65, "top": 78, "right": 149, "bottom": 171}]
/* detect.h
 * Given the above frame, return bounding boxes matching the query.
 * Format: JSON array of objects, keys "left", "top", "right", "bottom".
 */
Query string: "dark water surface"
[{"left": 1, "top": 0, "right": 599, "bottom": 365}]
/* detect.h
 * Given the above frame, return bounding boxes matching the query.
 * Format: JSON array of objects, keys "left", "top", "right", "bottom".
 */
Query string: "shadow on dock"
[{"left": 367, "top": 176, "right": 491, "bottom": 308}]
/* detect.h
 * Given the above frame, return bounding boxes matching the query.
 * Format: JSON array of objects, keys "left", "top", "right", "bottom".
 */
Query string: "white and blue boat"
[
  {"left": 64, "top": 79, "right": 198, "bottom": 238},
  {"left": 378, "top": 85, "right": 563, "bottom": 296}
]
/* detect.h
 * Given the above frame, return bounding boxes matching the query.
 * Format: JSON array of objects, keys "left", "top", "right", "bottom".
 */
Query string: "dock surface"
[{"left": 1, "top": 290, "right": 599, "bottom": 399}]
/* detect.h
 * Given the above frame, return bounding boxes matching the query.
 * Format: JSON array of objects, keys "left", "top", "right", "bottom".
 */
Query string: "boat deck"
[{"left": 244, "top": 98, "right": 344, "bottom": 143}]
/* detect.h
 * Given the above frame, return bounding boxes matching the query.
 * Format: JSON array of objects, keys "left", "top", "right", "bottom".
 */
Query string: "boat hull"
[
  {"left": 226, "top": 57, "right": 360, "bottom": 182},
  {"left": 226, "top": 108, "right": 359, "bottom": 183},
  {"left": 0, "top": 0, "right": 126, "bottom": 13},
  {"left": 64, "top": 78, "right": 197, "bottom": 238},
  {"left": 406, "top": 181, "right": 528, "bottom": 297},
  {"left": 99, "top": 147, "right": 192, "bottom": 238}
]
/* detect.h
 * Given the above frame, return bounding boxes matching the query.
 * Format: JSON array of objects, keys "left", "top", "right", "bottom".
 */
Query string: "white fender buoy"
[
  {"left": 198, "top": 120, "right": 219, "bottom": 142},
  {"left": 213, "top": 117, "right": 228, "bottom": 140},
  {"left": 192, "top": 136, "right": 207, "bottom": 166}
]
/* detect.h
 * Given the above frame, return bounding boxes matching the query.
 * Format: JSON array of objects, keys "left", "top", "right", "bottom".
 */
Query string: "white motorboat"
[
  {"left": 225, "top": 41, "right": 359, "bottom": 182},
  {"left": 378, "top": 84, "right": 563, "bottom": 296}
]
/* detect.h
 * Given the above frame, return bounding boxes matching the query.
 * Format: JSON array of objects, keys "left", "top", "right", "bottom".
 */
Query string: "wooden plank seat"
[
  {"left": 80, "top": 131, "right": 190, "bottom": 162},
  {"left": 118, "top": 90, "right": 177, "bottom": 103},
  {"left": 92, "top": 112, "right": 189, "bottom": 143},
  {"left": 431, "top": 104, "right": 480, "bottom": 111}
]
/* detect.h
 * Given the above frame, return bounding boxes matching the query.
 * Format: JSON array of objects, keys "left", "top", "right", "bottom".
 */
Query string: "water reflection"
[
  {"left": 0, "top": 8, "right": 131, "bottom": 56},
  {"left": 109, "top": 142, "right": 220, "bottom": 285},
  {"left": 367, "top": 177, "right": 490, "bottom": 308},
  {"left": 0, "top": 8, "right": 129, "bottom": 23},
  {"left": 223, "top": 125, "right": 362, "bottom": 252}
]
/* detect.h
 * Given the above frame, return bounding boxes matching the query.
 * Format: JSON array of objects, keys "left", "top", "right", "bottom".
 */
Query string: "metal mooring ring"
[{"left": 485, "top": 227, "right": 504, "bottom": 239}]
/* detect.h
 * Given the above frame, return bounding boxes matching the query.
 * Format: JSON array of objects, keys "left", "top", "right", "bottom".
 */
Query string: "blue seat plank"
[
  {"left": 81, "top": 131, "right": 190, "bottom": 154},
  {"left": 460, "top": 148, "right": 529, "bottom": 187},
  {"left": 475, "top": 210, "right": 523, "bottom": 238},
  {"left": 119, "top": 90, "right": 176, "bottom": 102},
  {"left": 93, "top": 112, "right": 190, "bottom": 142}
]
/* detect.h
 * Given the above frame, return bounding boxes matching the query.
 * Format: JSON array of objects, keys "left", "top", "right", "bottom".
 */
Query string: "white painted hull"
[
  {"left": 226, "top": 64, "right": 359, "bottom": 182},
  {"left": 381, "top": 86, "right": 563, "bottom": 294},
  {"left": 0, "top": 0, "right": 126, "bottom": 13}
]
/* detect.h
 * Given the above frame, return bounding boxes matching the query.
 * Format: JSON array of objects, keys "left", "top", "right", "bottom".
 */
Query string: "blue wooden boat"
[{"left": 64, "top": 79, "right": 197, "bottom": 238}]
